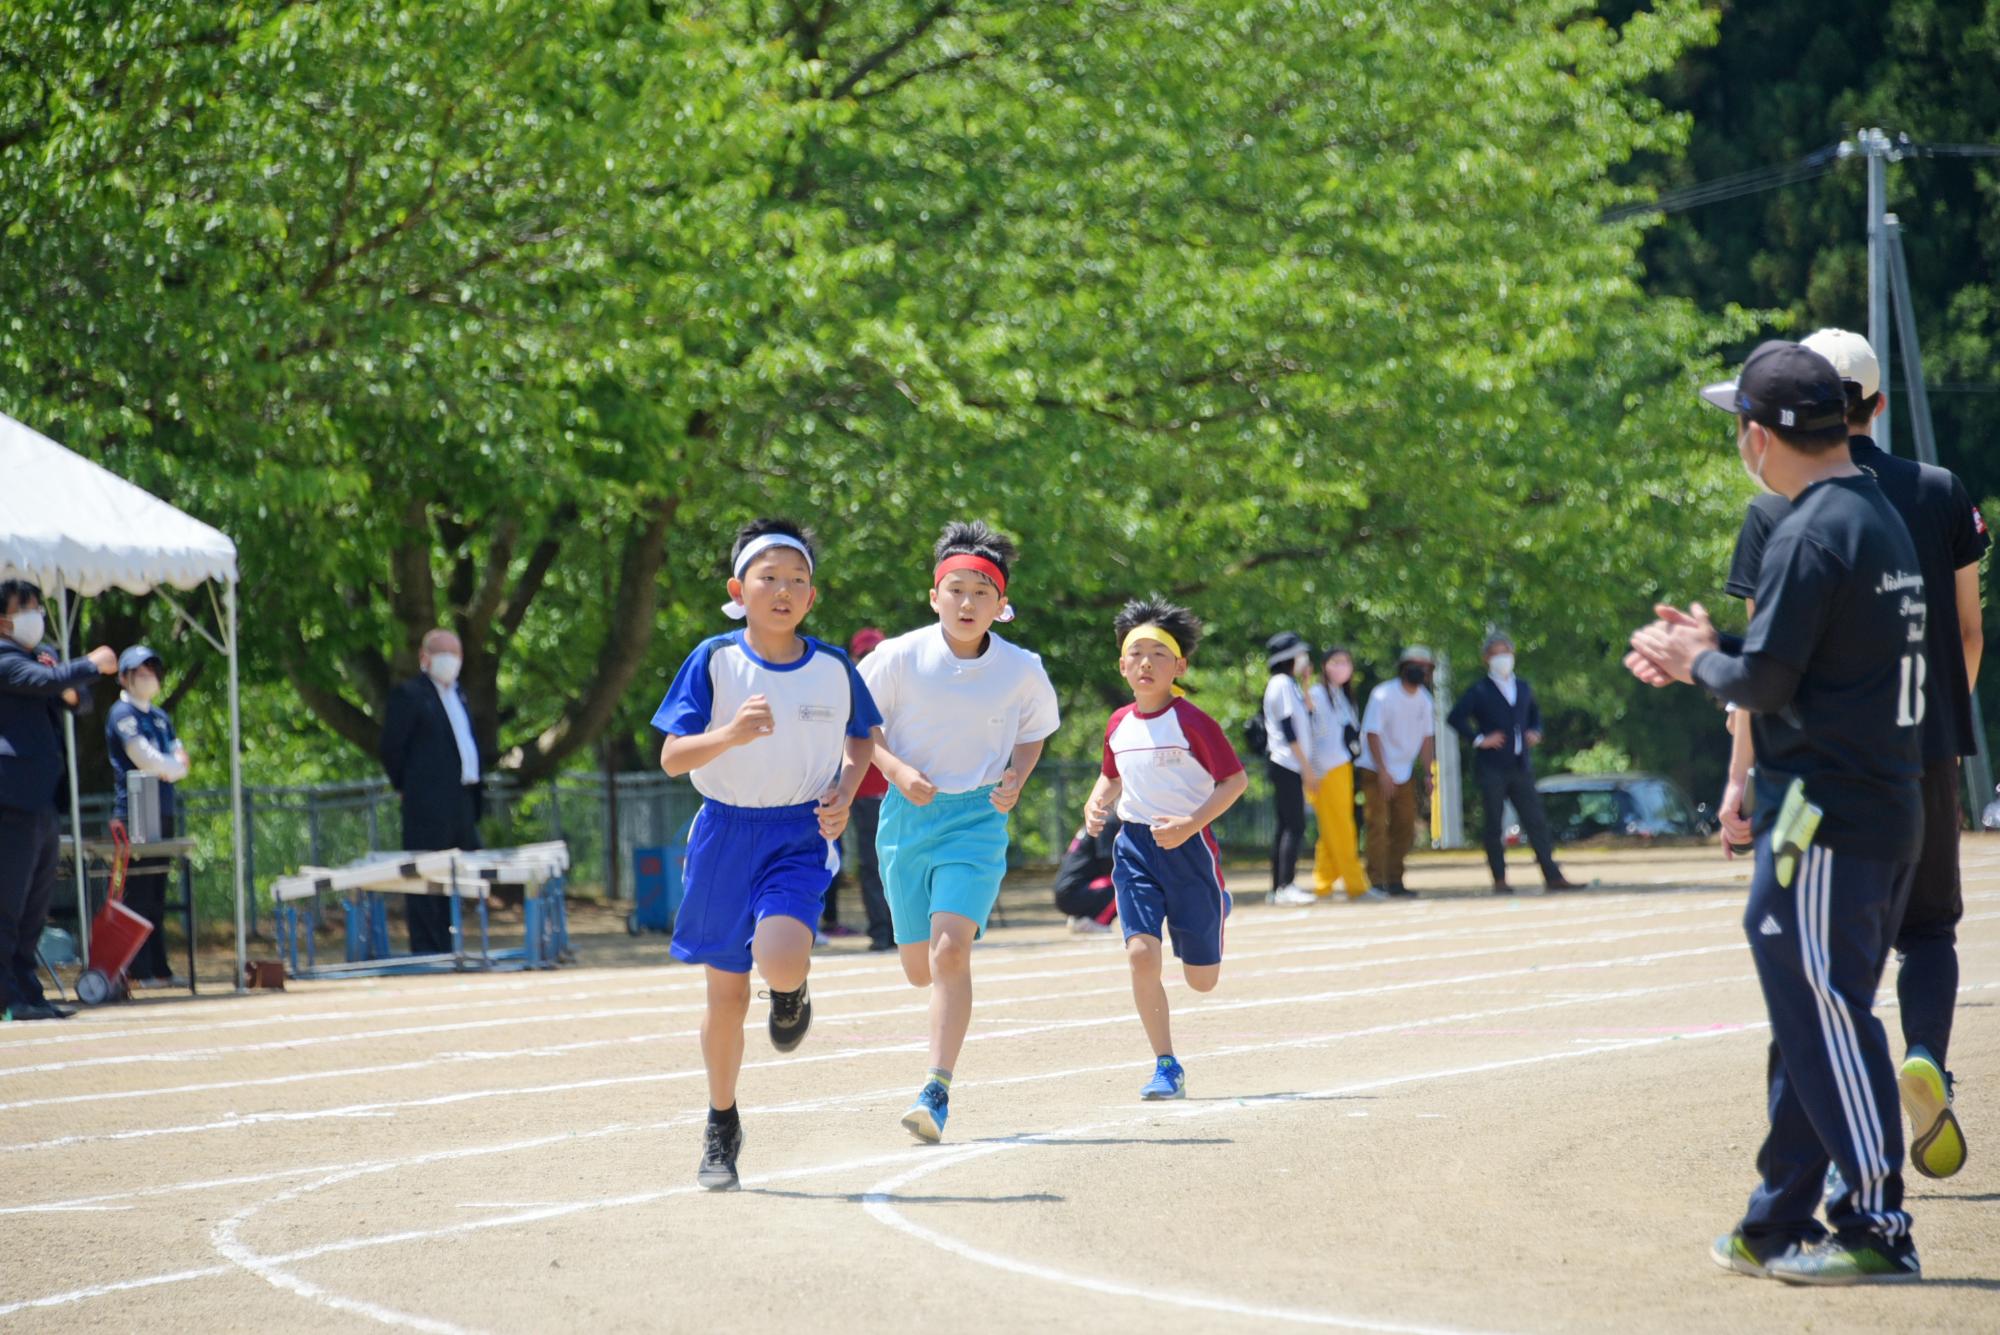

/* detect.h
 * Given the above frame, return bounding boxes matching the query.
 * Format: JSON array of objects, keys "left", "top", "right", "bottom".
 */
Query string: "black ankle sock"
[{"left": 709, "top": 1103, "right": 740, "bottom": 1128}]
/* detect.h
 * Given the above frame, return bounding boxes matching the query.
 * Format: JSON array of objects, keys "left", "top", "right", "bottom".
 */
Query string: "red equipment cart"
[{"left": 77, "top": 823, "right": 153, "bottom": 1006}]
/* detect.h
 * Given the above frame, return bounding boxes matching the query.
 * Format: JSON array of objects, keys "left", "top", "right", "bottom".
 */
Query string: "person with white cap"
[
  {"left": 1719, "top": 327, "right": 1985, "bottom": 1182},
  {"left": 1627, "top": 339, "right": 1926, "bottom": 1284},
  {"left": 1355, "top": 645, "right": 1436, "bottom": 897},
  {"left": 105, "top": 644, "right": 190, "bottom": 988}
]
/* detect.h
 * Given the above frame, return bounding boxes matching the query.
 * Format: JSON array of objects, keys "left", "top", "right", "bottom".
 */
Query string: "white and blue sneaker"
[
  {"left": 901, "top": 1079, "right": 950, "bottom": 1143},
  {"left": 1141, "top": 1055, "right": 1186, "bottom": 1100}
]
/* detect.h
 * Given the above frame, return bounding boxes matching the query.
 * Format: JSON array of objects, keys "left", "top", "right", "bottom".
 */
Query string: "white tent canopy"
[
  {"left": 0, "top": 410, "right": 249, "bottom": 988},
  {"left": 0, "top": 412, "right": 237, "bottom": 593}
]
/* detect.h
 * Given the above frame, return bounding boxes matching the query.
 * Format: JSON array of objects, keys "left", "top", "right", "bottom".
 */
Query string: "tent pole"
[
  {"left": 56, "top": 587, "right": 91, "bottom": 961},
  {"left": 227, "top": 579, "right": 247, "bottom": 992}
]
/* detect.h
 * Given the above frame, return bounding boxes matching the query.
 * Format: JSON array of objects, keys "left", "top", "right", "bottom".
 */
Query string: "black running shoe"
[
  {"left": 697, "top": 1118, "right": 743, "bottom": 1191},
  {"left": 765, "top": 981, "right": 812, "bottom": 1053}
]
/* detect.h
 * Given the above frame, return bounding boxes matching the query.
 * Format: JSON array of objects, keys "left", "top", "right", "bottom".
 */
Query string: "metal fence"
[{"left": 66, "top": 759, "right": 1295, "bottom": 932}]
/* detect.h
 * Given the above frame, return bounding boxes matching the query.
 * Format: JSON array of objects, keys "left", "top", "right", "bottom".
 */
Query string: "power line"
[{"left": 1601, "top": 137, "right": 2000, "bottom": 223}]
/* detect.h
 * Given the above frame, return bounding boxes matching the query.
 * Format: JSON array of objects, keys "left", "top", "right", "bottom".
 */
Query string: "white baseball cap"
[{"left": 1801, "top": 327, "right": 1881, "bottom": 400}]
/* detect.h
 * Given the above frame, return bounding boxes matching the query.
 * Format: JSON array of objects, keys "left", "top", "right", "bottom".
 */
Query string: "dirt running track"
[{"left": 5, "top": 843, "right": 1997, "bottom": 1333}]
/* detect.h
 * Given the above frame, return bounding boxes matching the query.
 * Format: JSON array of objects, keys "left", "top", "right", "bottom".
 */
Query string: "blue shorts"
[
  {"left": 672, "top": 800, "right": 837, "bottom": 973},
  {"left": 1114, "top": 823, "right": 1230, "bottom": 967},
  {"left": 878, "top": 786, "right": 1011, "bottom": 945}
]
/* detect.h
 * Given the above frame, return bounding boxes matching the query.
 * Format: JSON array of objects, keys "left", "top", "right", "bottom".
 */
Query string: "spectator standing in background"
[
  {"left": 1446, "top": 633, "right": 1577, "bottom": 895},
  {"left": 1262, "top": 632, "right": 1317, "bottom": 905},
  {"left": 1308, "top": 646, "right": 1374, "bottom": 901},
  {"left": 1355, "top": 645, "right": 1435, "bottom": 898}
]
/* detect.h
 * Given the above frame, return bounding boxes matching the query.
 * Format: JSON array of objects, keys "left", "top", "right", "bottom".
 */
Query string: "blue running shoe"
[
  {"left": 1141, "top": 1056, "right": 1186, "bottom": 1100},
  {"left": 901, "top": 1079, "right": 949, "bottom": 1143}
]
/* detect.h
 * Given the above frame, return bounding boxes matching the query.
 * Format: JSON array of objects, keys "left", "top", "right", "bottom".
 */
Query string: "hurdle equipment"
[{"left": 269, "top": 841, "right": 571, "bottom": 979}]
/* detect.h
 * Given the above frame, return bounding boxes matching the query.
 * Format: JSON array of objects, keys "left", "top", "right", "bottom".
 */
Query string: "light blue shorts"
[{"left": 877, "top": 785, "right": 1011, "bottom": 945}]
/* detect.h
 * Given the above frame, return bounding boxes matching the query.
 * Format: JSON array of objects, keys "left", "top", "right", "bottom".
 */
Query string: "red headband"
[{"left": 933, "top": 553, "right": 1007, "bottom": 595}]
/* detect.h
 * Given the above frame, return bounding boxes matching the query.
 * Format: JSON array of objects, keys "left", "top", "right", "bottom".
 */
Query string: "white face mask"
[
  {"left": 6, "top": 609, "right": 45, "bottom": 649},
  {"left": 1489, "top": 653, "right": 1515, "bottom": 678},
  {"left": 128, "top": 674, "right": 160, "bottom": 706},
  {"left": 1740, "top": 424, "right": 1777, "bottom": 495},
  {"left": 426, "top": 652, "right": 462, "bottom": 686}
]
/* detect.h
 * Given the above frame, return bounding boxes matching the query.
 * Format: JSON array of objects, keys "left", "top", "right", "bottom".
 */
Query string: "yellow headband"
[{"left": 1121, "top": 623, "right": 1185, "bottom": 661}]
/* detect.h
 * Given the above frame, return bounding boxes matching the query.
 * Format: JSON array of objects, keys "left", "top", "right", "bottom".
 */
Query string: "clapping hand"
[{"left": 1625, "top": 603, "right": 1717, "bottom": 688}]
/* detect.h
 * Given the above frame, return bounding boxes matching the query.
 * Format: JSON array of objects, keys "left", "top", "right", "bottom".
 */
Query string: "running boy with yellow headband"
[
  {"left": 862, "top": 521, "right": 1061, "bottom": 1142},
  {"left": 1083, "top": 597, "right": 1248, "bottom": 1099}
]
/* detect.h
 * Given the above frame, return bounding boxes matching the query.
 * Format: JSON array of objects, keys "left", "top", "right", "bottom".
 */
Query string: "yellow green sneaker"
[
  {"left": 1710, "top": 1231, "right": 1778, "bottom": 1279},
  {"left": 1900, "top": 1048, "right": 1966, "bottom": 1180},
  {"left": 1766, "top": 1237, "right": 1921, "bottom": 1286}
]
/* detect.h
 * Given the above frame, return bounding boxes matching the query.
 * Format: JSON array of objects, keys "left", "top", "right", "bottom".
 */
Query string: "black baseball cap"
[
  {"left": 118, "top": 645, "right": 163, "bottom": 673},
  {"left": 1698, "top": 340, "right": 1848, "bottom": 434}
]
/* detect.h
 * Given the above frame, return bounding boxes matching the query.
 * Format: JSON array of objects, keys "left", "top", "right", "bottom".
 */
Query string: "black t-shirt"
[
  {"left": 1739, "top": 474, "right": 1925, "bottom": 860},
  {"left": 1726, "top": 438, "right": 1989, "bottom": 762}
]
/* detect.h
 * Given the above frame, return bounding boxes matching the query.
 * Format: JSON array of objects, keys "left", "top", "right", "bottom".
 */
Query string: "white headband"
[{"left": 722, "top": 534, "right": 815, "bottom": 619}]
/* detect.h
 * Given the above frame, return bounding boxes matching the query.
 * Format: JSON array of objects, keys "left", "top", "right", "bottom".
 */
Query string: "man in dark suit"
[
  {"left": 378, "top": 628, "right": 485, "bottom": 955},
  {"left": 1446, "top": 633, "right": 1577, "bottom": 894},
  {"left": 0, "top": 579, "right": 117, "bottom": 1019}
]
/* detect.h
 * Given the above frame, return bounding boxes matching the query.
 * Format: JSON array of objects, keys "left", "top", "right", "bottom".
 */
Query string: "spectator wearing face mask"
[
  {"left": 379, "top": 628, "right": 486, "bottom": 955},
  {"left": 1307, "top": 646, "right": 1375, "bottom": 901},
  {"left": 0, "top": 578, "right": 117, "bottom": 1021},
  {"left": 105, "top": 645, "right": 190, "bottom": 987},
  {"left": 1446, "top": 633, "right": 1577, "bottom": 895},
  {"left": 1354, "top": 646, "right": 1436, "bottom": 897}
]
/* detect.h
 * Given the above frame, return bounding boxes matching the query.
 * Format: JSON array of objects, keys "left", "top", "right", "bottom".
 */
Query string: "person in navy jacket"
[
  {"left": 378, "top": 628, "right": 487, "bottom": 955},
  {"left": 0, "top": 579, "right": 117, "bottom": 1020},
  {"left": 1446, "top": 633, "right": 1578, "bottom": 894}
]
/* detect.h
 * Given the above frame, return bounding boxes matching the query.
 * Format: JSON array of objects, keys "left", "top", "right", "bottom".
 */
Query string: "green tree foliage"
[
  {"left": 3, "top": 1, "right": 1746, "bottom": 792},
  {"left": 1603, "top": 0, "right": 2000, "bottom": 791}
]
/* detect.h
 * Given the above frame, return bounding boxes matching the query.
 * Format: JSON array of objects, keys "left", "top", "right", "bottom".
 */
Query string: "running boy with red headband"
[
  {"left": 1083, "top": 597, "right": 1247, "bottom": 1099},
  {"left": 861, "top": 521, "right": 1062, "bottom": 1142},
  {"left": 652, "top": 517, "right": 882, "bottom": 1190}
]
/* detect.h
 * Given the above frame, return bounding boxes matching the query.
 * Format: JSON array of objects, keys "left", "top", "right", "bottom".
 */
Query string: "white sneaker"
[
  {"left": 1358, "top": 887, "right": 1390, "bottom": 902},
  {"left": 812, "top": 928, "right": 830, "bottom": 947},
  {"left": 1067, "top": 915, "right": 1113, "bottom": 936},
  {"left": 1271, "top": 884, "right": 1317, "bottom": 906}
]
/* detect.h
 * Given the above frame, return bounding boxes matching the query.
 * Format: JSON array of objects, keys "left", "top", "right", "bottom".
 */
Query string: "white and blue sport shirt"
[{"left": 652, "top": 632, "right": 882, "bottom": 808}]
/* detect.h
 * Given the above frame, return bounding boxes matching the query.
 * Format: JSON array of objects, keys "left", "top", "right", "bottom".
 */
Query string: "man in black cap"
[
  {"left": 0, "top": 579, "right": 116, "bottom": 1021},
  {"left": 106, "top": 644, "right": 191, "bottom": 988},
  {"left": 1719, "top": 328, "right": 1984, "bottom": 1182},
  {"left": 1627, "top": 340, "right": 1926, "bottom": 1284}
]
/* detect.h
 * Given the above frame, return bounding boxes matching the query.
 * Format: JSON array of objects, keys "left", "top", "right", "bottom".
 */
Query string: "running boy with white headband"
[
  {"left": 1082, "top": 597, "right": 1247, "bottom": 1099},
  {"left": 652, "top": 517, "right": 882, "bottom": 1190},
  {"left": 861, "top": 520, "right": 1061, "bottom": 1142}
]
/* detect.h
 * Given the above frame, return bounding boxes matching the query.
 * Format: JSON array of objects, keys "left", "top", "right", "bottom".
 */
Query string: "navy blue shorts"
[
  {"left": 1114, "top": 823, "right": 1230, "bottom": 966},
  {"left": 672, "top": 800, "right": 837, "bottom": 973}
]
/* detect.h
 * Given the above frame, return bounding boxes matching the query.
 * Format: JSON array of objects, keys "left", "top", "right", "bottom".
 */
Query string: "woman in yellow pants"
[{"left": 1308, "top": 647, "right": 1370, "bottom": 898}]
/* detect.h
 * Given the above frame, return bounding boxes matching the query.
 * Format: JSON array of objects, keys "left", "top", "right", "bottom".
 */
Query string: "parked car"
[{"left": 1505, "top": 772, "right": 1715, "bottom": 846}]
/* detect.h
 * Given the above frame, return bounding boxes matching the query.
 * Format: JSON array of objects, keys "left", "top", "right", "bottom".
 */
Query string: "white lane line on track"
[
  {"left": 0, "top": 906, "right": 1759, "bottom": 1106},
  {"left": 0, "top": 895, "right": 1756, "bottom": 1076},
  {"left": 0, "top": 938, "right": 1758, "bottom": 1155},
  {"left": 3, "top": 879, "right": 1816, "bottom": 1058},
  {"left": 0, "top": 976, "right": 1726, "bottom": 1221},
  {"left": 19, "top": 973, "right": 1997, "bottom": 1324}
]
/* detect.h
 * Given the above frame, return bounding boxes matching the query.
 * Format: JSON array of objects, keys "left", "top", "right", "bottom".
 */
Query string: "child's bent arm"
[
  {"left": 1186, "top": 768, "right": 1249, "bottom": 831},
  {"left": 832, "top": 733, "right": 876, "bottom": 804},
  {"left": 1083, "top": 774, "right": 1120, "bottom": 833},
  {"left": 660, "top": 731, "right": 736, "bottom": 776}
]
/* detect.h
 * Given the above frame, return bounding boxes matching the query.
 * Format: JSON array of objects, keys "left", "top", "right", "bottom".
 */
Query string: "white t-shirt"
[
  {"left": 651, "top": 633, "right": 881, "bottom": 808},
  {"left": 434, "top": 680, "right": 481, "bottom": 785},
  {"left": 1306, "top": 682, "right": 1360, "bottom": 774},
  {"left": 861, "top": 625, "right": 1061, "bottom": 793},
  {"left": 1355, "top": 680, "right": 1434, "bottom": 783},
  {"left": 1101, "top": 698, "right": 1245, "bottom": 826},
  {"left": 1262, "top": 673, "right": 1311, "bottom": 773}
]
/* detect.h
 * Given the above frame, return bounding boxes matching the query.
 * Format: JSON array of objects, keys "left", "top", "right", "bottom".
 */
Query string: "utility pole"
[{"left": 1858, "top": 128, "right": 1897, "bottom": 450}]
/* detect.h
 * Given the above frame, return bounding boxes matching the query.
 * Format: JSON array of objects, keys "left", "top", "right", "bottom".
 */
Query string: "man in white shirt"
[
  {"left": 378, "top": 628, "right": 486, "bottom": 955},
  {"left": 1262, "top": 632, "right": 1318, "bottom": 904},
  {"left": 1354, "top": 645, "right": 1436, "bottom": 896}
]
